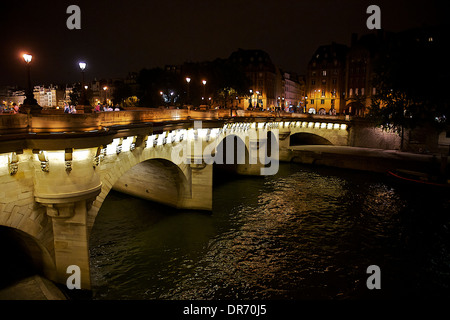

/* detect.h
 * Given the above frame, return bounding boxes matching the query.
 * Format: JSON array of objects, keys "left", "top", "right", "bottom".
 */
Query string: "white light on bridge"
[
  {"left": 106, "top": 138, "right": 121, "bottom": 155},
  {"left": 73, "top": 149, "right": 91, "bottom": 161},
  {"left": 321, "top": 123, "right": 327, "bottom": 129},
  {"left": 121, "top": 136, "right": 134, "bottom": 152},
  {"left": 340, "top": 124, "right": 347, "bottom": 130},
  {"left": 327, "top": 123, "right": 333, "bottom": 129},
  {"left": 45, "top": 151, "right": 64, "bottom": 162},
  {"left": 315, "top": 123, "right": 320, "bottom": 129},
  {"left": 0, "top": 154, "right": 9, "bottom": 169},
  {"left": 302, "top": 122, "right": 308, "bottom": 128},
  {"left": 333, "top": 123, "right": 340, "bottom": 130},
  {"left": 308, "top": 122, "right": 314, "bottom": 128}
]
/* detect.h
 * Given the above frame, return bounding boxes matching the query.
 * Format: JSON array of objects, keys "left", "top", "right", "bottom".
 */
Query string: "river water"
[{"left": 88, "top": 163, "right": 450, "bottom": 300}]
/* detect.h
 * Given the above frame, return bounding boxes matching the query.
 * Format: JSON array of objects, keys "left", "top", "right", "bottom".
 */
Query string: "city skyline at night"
[{"left": 0, "top": 0, "right": 446, "bottom": 87}]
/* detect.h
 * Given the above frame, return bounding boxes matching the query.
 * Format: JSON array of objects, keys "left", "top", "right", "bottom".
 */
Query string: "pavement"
[
  {"left": 289, "top": 145, "right": 439, "bottom": 162},
  {"left": 288, "top": 145, "right": 448, "bottom": 174},
  {"left": 0, "top": 275, "right": 67, "bottom": 300}
]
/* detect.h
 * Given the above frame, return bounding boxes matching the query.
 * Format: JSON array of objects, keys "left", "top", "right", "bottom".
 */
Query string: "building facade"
[
  {"left": 305, "top": 42, "right": 348, "bottom": 115},
  {"left": 229, "top": 49, "right": 277, "bottom": 110}
]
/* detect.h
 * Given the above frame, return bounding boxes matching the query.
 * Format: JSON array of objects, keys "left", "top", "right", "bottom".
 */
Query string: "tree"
[
  {"left": 112, "top": 80, "right": 132, "bottom": 106},
  {"left": 68, "top": 83, "right": 81, "bottom": 105},
  {"left": 368, "top": 27, "right": 450, "bottom": 139},
  {"left": 209, "top": 59, "right": 251, "bottom": 108}
]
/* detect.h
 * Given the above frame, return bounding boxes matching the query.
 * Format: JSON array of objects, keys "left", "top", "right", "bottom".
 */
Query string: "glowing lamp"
[{"left": 23, "top": 54, "right": 32, "bottom": 63}]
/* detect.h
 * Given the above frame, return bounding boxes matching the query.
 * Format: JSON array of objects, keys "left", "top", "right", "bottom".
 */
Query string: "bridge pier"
[{"left": 36, "top": 187, "right": 101, "bottom": 290}]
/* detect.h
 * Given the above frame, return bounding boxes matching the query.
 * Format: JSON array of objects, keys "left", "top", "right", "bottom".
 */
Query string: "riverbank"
[
  {"left": 288, "top": 145, "right": 448, "bottom": 176},
  {"left": 0, "top": 275, "right": 66, "bottom": 300}
]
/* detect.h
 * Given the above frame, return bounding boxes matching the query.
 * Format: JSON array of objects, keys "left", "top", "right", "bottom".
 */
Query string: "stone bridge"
[{"left": 0, "top": 109, "right": 351, "bottom": 290}]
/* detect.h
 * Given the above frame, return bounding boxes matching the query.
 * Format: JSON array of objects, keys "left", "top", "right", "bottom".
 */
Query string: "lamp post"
[
  {"left": 186, "top": 77, "right": 191, "bottom": 106},
  {"left": 21, "top": 53, "right": 40, "bottom": 114},
  {"left": 77, "top": 62, "right": 92, "bottom": 113},
  {"left": 103, "top": 86, "right": 108, "bottom": 105},
  {"left": 202, "top": 80, "right": 206, "bottom": 102}
]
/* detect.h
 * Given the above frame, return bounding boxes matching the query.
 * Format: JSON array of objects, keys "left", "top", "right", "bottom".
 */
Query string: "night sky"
[{"left": 0, "top": 0, "right": 446, "bottom": 87}]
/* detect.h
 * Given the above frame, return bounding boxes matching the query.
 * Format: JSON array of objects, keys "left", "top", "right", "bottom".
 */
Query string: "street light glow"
[
  {"left": 202, "top": 80, "right": 207, "bottom": 85},
  {"left": 79, "top": 62, "right": 86, "bottom": 70},
  {"left": 186, "top": 77, "right": 191, "bottom": 83},
  {"left": 23, "top": 54, "right": 32, "bottom": 63}
]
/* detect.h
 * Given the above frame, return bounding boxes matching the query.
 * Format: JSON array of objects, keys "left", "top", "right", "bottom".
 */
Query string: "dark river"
[{"left": 87, "top": 163, "right": 450, "bottom": 300}]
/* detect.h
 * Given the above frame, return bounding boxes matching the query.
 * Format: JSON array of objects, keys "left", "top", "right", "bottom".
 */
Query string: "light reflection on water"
[{"left": 88, "top": 163, "right": 450, "bottom": 300}]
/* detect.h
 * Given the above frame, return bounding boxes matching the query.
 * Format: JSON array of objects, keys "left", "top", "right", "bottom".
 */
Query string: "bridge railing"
[{"left": 0, "top": 109, "right": 351, "bottom": 135}]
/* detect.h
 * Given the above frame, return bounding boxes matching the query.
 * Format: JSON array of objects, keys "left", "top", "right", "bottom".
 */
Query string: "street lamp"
[
  {"left": 186, "top": 77, "right": 191, "bottom": 105},
  {"left": 202, "top": 80, "right": 206, "bottom": 101},
  {"left": 21, "top": 53, "right": 40, "bottom": 114},
  {"left": 78, "top": 62, "right": 88, "bottom": 110},
  {"left": 103, "top": 86, "right": 108, "bottom": 105}
]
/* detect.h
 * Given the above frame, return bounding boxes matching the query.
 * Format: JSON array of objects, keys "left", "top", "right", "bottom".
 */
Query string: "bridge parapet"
[{"left": 1, "top": 109, "right": 352, "bottom": 135}]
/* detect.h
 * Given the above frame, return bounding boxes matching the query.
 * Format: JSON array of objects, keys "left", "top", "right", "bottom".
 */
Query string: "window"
[
  {"left": 355, "top": 88, "right": 359, "bottom": 95},
  {"left": 349, "top": 88, "right": 353, "bottom": 96},
  {"left": 311, "top": 99, "right": 314, "bottom": 104},
  {"left": 361, "top": 88, "right": 365, "bottom": 95},
  {"left": 321, "top": 90, "right": 325, "bottom": 97},
  {"left": 321, "top": 99, "right": 325, "bottom": 104},
  {"left": 322, "top": 79, "right": 326, "bottom": 85},
  {"left": 372, "top": 87, "right": 376, "bottom": 95},
  {"left": 312, "top": 71, "right": 316, "bottom": 76},
  {"left": 322, "top": 70, "right": 327, "bottom": 76},
  {"left": 332, "top": 78, "right": 337, "bottom": 85},
  {"left": 311, "top": 79, "right": 316, "bottom": 85}
]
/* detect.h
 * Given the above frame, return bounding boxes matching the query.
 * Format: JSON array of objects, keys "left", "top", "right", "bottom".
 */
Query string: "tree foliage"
[{"left": 368, "top": 27, "right": 450, "bottom": 134}]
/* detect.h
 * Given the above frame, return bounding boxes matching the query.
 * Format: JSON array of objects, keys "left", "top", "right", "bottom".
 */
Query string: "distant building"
[
  {"left": 33, "top": 85, "right": 64, "bottom": 108},
  {"left": 1, "top": 87, "right": 26, "bottom": 108},
  {"left": 282, "top": 72, "right": 304, "bottom": 112},
  {"left": 306, "top": 42, "right": 348, "bottom": 115},
  {"left": 229, "top": 49, "right": 277, "bottom": 110},
  {"left": 344, "top": 32, "right": 387, "bottom": 116}
]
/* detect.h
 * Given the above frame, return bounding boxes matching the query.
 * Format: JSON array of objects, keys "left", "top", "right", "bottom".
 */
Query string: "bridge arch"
[
  {"left": 289, "top": 132, "right": 333, "bottom": 146},
  {"left": 0, "top": 225, "right": 56, "bottom": 286},
  {"left": 111, "top": 158, "right": 190, "bottom": 209},
  {"left": 88, "top": 152, "right": 192, "bottom": 232}
]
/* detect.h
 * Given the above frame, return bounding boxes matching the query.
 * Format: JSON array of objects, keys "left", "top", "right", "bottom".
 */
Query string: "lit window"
[
  {"left": 322, "top": 70, "right": 327, "bottom": 76},
  {"left": 321, "top": 99, "right": 325, "bottom": 104}
]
